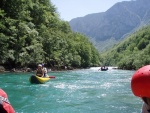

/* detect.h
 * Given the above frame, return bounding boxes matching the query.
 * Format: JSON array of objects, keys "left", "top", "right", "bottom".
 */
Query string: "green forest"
[
  {"left": 0, "top": 0, "right": 100, "bottom": 70},
  {"left": 101, "top": 25, "right": 150, "bottom": 70}
]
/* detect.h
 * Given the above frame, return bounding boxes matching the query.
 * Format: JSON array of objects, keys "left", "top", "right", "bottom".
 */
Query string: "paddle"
[{"left": 49, "top": 76, "right": 55, "bottom": 79}]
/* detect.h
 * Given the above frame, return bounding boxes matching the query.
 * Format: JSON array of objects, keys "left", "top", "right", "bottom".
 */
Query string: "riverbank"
[
  {"left": 0, "top": 65, "right": 122, "bottom": 73},
  {"left": 0, "top": 65, "right": 80, "bottom": 73}
]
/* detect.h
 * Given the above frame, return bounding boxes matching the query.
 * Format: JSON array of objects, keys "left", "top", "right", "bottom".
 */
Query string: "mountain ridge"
[{"left": 69, "top": 0, "right": 150, "bottom": 52}]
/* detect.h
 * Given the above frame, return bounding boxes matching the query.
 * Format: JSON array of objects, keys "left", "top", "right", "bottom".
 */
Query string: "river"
[{"left": 0, "top": 67, "right": 142, "bottom": 113}]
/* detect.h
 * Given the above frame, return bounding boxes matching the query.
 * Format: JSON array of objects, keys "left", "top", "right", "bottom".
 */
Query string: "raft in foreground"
[{"left": 29, "top": 75, "right": 50, "bottom": 84}]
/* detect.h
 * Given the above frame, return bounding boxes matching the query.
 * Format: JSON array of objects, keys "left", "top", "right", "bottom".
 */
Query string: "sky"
[{"left": 51, "top": 0, "right": 131, "bottom": 21}]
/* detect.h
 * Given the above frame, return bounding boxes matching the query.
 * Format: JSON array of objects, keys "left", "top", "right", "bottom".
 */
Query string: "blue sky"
[{"left": 51, "top": 0, "right": 131, "bottom": 21}]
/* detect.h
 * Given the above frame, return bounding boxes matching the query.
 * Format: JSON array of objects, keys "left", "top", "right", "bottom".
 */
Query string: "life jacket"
[{"left": 36, "top": 69, "right": 43, "bottom": 75}]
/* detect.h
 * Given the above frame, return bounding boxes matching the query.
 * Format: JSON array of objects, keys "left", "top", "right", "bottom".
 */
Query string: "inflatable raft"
[
  {"left": 100, "top": 67, "right": 108, "bottom": 71},
  {"left": 29, "top": 75, "right": 50, "bottom": 84}
]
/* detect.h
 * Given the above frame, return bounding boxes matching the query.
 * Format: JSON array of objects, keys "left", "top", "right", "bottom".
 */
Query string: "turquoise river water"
[{"left": 0, "top": 67, "right": 143, "bottom": 113}]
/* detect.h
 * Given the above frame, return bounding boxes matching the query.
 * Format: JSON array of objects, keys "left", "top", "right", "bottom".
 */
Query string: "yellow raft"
[{"left": 29, "top": 75, "right": 50, "bottom": 84}]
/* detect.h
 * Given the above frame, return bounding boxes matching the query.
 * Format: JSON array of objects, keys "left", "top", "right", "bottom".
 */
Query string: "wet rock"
[{"left": 0, "top": 66, "right": 5, "bottom": 72}]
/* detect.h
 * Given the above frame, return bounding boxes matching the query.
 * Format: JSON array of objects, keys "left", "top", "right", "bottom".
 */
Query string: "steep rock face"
[{"left": 69, "top": 0, "right": 150, "bottom": 51}]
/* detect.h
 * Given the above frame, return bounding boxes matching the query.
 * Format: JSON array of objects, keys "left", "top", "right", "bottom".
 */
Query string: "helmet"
[
  {"left": 131, "top": 65, "right": 150, "bottom": 98},
  {"left": 0, "top": 89, "right": 15, "bottom": 113},
  {"left": 38, "top": 64, "right": 42, "bottom": 67}
]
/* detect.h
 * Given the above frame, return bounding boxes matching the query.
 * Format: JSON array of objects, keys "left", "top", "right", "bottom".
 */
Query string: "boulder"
[{"left": 0, "top": 66, "right": 5, "bottom": 72}]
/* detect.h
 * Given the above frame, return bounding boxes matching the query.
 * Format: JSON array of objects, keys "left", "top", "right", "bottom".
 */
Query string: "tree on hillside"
[
  {"left": 101, "top": 25, "right": 150, "bottom": 70},
  {"left": 0, "top": 0, "right": 100, "bottom": 69}
]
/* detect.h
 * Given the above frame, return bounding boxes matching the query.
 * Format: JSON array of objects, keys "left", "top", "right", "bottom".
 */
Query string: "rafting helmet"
[
  {"left": 38, "top": 64, "right": 42, "bottom": 67},
  {"left": 131, "top": 65, "right": 150, "bottom": 98},
  {"left": 0, "top": 89, "right": 15, "bottom": 113},
  {"left": 42, "top": 63, "right": 44, "bottom": 67}
]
